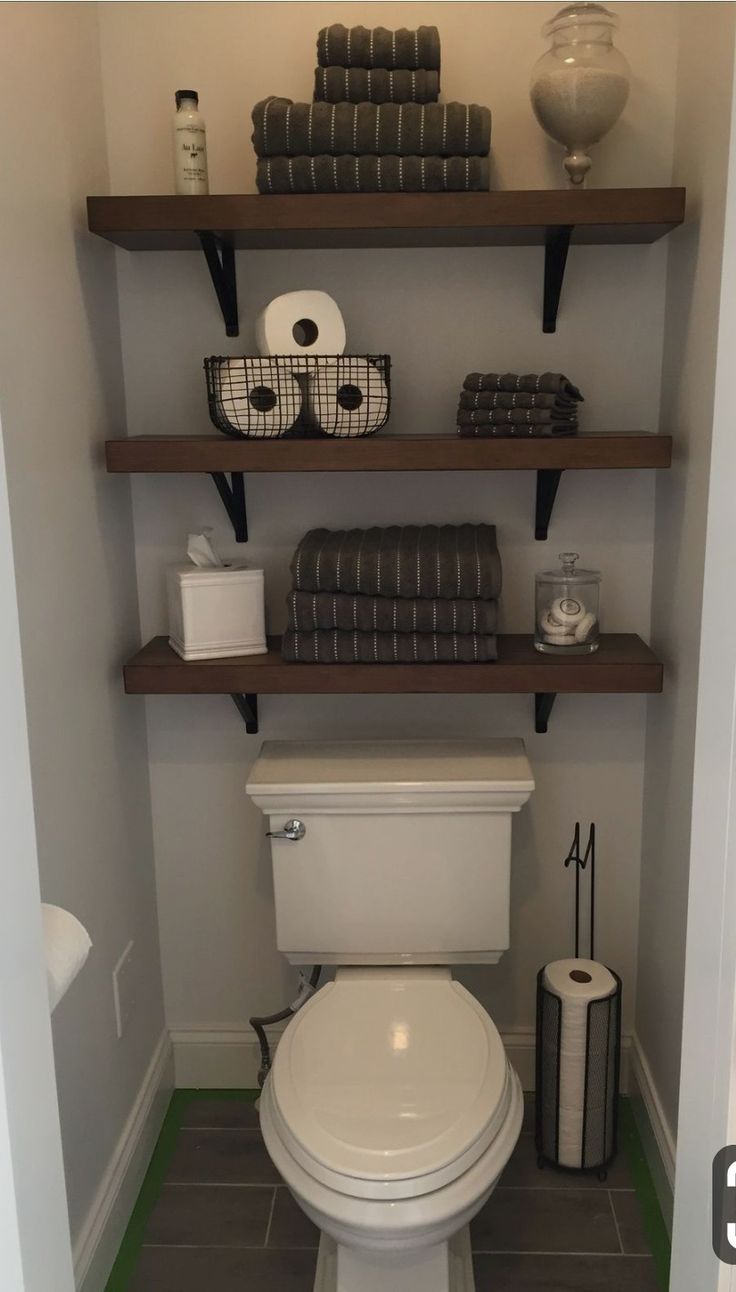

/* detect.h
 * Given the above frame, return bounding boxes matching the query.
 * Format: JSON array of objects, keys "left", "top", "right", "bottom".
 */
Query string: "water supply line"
[{"left": 250, "top": 964, "right": 322, "bottom": 1087}]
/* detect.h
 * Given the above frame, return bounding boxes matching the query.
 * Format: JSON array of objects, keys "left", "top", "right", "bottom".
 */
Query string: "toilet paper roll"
[
  {"left": 308, "top": 356, "right": 389, "bottom": 436},
  {"left": 542, "top": 958, "right": 617, "bottom": 1169},
  {"left": 255, "top": 290, "right": 347, "bottom": 359},
  {"left": 215, "top": 358, "right": 302, "bottom": 437}
]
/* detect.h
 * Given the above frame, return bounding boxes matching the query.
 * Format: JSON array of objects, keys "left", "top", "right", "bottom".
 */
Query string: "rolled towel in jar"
[
  {"left": 314, "top": 67, "right": 440, "bottom": 105},
  {"left": 317, "top": 24, "right": 441, "bottom": 71}
]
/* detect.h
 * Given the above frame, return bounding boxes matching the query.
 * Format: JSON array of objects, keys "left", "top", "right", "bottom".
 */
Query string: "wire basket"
[{"left": 205, "top": 354, "right": 391, "bottom": 440}]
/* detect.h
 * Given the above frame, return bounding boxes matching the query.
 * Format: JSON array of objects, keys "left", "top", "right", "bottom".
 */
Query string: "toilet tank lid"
[{"left": 247, "top": 739, "right": 533, "bottom": 796}]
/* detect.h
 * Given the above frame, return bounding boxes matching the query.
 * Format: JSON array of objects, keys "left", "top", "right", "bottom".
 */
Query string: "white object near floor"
[{"left": 41, "top": 904, "right": 92, "bottom": 1013}]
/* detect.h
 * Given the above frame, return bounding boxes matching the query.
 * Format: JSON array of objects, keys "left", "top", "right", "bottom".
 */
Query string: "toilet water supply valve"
[{"left": 249, "top": 963, "right": 321, "bottom": 1087}]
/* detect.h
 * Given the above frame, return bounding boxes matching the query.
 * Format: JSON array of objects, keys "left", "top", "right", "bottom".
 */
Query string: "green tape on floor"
[
  {"left": 103, "top": 1089, "right": 260, "bottom": 1292},
  {"left": 619, "top": 1097, "right": 671, "bottom": 1289}
]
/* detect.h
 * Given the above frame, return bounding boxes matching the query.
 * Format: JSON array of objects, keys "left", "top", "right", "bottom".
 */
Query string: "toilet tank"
[{"left": 247, "top": 740, "right": 534, "bottom": 966}]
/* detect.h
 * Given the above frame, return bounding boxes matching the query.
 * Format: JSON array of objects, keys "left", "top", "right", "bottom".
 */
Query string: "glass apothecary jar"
[
  {"left": 530, "top": 3, "right": 630, "bottom": 186},
  {"left": 535, "top": 552, "right": 601, "bottom": 654}
]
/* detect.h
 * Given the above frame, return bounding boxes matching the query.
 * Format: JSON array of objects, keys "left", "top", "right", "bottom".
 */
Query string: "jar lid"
[
  {"left": 543, "top": 3, "right": 618, "bottom": 39},
  {"left": 536, "top": 551, "right": 601, "bottom": 583}
]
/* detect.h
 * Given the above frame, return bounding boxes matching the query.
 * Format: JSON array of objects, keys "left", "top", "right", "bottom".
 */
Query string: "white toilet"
[{"left": 247, "top": 739, "right": 534, "bottom": 1292}]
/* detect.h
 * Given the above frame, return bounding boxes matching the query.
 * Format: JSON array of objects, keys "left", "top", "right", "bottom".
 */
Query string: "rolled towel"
[
  {"left": 291, "top": 524, "right": 502, "bottom": 600},
  {"left": 257, "top": 154, "right": 489, "bottom": 195},
  {"left": 458, "top": 390, "right": 578, "bottom": 412},
  {"left": 463, "top": 372, "right": 584, "bottom": 400},
  {"left": 283, "top": 629, "right": 497, "bottom": 663},
  {"left": 317, "top": 24, "right": 441, "bottom": 71},
  {"left": 252, "top": 98, "right": 491, "bottom": 158},
  {"left": 287, "top": 589, "right": 498, "bottom": 634},
  {"left": 314, "top": 67, "right": 440, "bottom": 105},
  {"left": 457, "top": 407, "right": 578, "bottom": 427},
  {"left": 42, "top": 904, "right": 92, "bottom": 1012}
]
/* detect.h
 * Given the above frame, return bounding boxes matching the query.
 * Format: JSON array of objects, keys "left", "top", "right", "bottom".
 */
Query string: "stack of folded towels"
[
  {"left": 252, "top": 24, "right": 491, "bottom": 194},
  {"left": 282, "top": 523, "right": 501, "bottom": 663},
  {"left": 457, "top": 373, "right": 584, "bottom": 437}
]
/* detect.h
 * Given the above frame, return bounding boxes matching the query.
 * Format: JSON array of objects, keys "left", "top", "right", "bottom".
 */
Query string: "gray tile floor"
[{"left": 127, "top": 1096, "right": 662, "bottom": 1292}]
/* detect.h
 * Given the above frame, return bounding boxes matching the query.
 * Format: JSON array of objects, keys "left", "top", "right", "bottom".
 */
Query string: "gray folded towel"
[
  {"left": 252, "top": 98, "right": 491, "bottom": 158},
  {"left": 458, "top": 390, "right": 578, "bottom": 412},
  {"left": 457, "top": 408, "right": 578, "bottom": 427},
  {"left": 287, "top": 589, "right": 498, "bottom": 634},
  {"left": 457, "top": 423, "right": 577, "bottom": 438},
  {"left": 463, "top": 372, "right": 584, "bottom": 400},
  {"left": 314, "top": 67, "right": 440, "bottom": 105},
  {"left": 282, "top": 629, "right": 497, "bottom": 663},
  {"left": 257, "top": 154, "right": 489, "bottom": 194},
  {"left": 291, "top": 525, "right": 502, "bottom": 600},
  {"left": 317, "top": 24, "right": 441, "bottom": 71}
]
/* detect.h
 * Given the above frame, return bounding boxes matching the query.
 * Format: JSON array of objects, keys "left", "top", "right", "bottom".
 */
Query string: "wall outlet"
[{"left": 113, "top": 941, "right": 136, "bottom": 1040}]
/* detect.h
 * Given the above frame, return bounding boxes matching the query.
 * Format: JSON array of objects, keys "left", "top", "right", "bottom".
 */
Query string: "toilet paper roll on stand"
[
  {"left": 255, "top": 290, "right": 347, "bottom": 360},
  {"left": 539, "top": 958, "right": 620, "bottom": 1169}
]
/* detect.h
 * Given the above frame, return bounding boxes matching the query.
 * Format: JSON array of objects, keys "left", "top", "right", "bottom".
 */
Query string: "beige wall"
[
  {"left": 0, "top": 0, "right": 166, "bottom": 1264},
  {"left": 638, "top": 1, "right": 736, "bottom": 1142},
  {"left": 96, "top": 1, "right": 678, "bottom": 1079}
]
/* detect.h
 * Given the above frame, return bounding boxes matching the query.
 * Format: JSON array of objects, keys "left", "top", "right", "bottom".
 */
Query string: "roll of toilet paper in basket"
[
  {"left": 542, "top": 958, "right": 618, "bottom": 1168},
  {"left": 255, "top": 290, "right": 346, "bottom": 361},
  {"left": 212, "top": 357, "right": 302, "bottom": 437},
  {"left": 307, "top": 356, "right": 390, "bottom": 436}
]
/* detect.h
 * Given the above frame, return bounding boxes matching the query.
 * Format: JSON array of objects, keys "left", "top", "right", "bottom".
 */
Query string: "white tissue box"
[{"left": 167, "top": 565, "right": 267, "bottom": 660}]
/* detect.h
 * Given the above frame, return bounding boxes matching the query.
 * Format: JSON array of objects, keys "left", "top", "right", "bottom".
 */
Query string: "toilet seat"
[{"left": 269, "top": 967, "right": 512, "bottom": 1202}]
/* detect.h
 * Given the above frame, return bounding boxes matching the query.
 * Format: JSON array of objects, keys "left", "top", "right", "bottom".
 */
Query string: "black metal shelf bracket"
[
  {"left": 535, "top": 692, "right": 556, "bottom": 734},
  {"left": 535, "top": 468, "right": 563, "bottom": 540},
  {"left": 197, "top": 230, "right": 239, "bottom": 336},
  {"left": 543, "top": 225, "right": 573, "bottom": 333},
  {"left": 231, "top": 693, "right": 259, "bottom": 733},
  {"left": 211, "top": 471, "right": 248, "bottom": 542}
]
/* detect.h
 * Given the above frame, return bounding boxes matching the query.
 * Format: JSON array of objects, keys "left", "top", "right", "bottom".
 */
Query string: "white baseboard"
[
  {"left": 74, "top": 1029, "right": 173, "bottom": 1292},
  {"left": 171, "top": 1024, "right": 630, "bottom": 1094},
  {"left": 629, "top": 1032, "right": 676, "bottom": 1233}
]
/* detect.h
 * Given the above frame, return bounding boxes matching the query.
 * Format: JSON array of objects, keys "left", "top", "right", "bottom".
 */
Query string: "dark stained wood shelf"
[
  {"left": 87, "top": 188, "right": 686, "bottom": 335},
  {"left": 88, "top": 189, "right": 685, "bottom": 251},
  {"left": 123, "top": 634, "right": 663, "bottom": 734},
  {"left": 106, "top": 433, "right": 672, "bottom": 474}
]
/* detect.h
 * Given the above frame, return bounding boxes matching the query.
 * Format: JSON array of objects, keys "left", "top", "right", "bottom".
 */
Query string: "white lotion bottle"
[{"left": 173, "top": 90, "right": 209, "bottom": 195}]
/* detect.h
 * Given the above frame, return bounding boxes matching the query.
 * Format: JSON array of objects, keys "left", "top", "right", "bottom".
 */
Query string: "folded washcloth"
[
  {"left": 458, "top": 390, "right": 578, "bottom": 412},
  {"left": 287, "top": 589, "right": 498, "bottom": 635},
  {"left": 291, "top": 525, "right": 502, "bottom": 600},
  {"left": 283, "top": 629, "right": 497, "bottom": 663},
  {"left": 463, "top": 372, "right": 584, "bottom": 400},
  {"left": 257, "top": 154, "right": 489, "bottom": 194},
  {"left": 314, "top": 67, "right": 440, "bottom": 105},
  {"left": 252, "top": 99, "right": 491, "bottom": 158},
  {"left": 457, "top": 408, "right": 578, "bottom": 427},
  {"left": 457, "top": 422, "right": 577, "bottom": 438},
  {"left": 42, "top": 904, "right": 92, "bottom": 1013},
  {"left": 317, "top": 24, "right": 441, "bottom": 71}
]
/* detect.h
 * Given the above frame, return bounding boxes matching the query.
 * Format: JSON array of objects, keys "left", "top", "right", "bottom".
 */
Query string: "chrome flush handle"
[{"left": 266, "top": 818, "right": 306, "bottom": 842}]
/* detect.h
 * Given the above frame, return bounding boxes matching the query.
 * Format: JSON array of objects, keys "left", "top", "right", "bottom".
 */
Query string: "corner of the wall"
[
  {"left": 630, "top": 1032, "right": 676, "bottom": 1233},
  {"left": 73, "top": 1029, "right": 173, "bottom": 1292}
]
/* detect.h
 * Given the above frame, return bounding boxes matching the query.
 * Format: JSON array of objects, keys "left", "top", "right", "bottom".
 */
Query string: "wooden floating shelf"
[
  {"left": 105, "top": 433, "right": 673, "bottom": 542},
  {"left": 123, "top": 634, "right": 663, "bottom": 734},
  {"left": 88, "top": 190, "right": 685, "bottom": 251},
  {"left": 106, "top": 432, "right": 672, "bottom": 474},
  {"left": 87, "top": 188, "right": 686, "bottom": 335}
]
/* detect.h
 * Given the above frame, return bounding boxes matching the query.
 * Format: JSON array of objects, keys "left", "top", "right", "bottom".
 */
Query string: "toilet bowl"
[
  {"left": 246, "top": 740, "right": 535, "bottom": 1292},
  {"left": 259, "top": 967, "right": 523, "bottom": 1290}
]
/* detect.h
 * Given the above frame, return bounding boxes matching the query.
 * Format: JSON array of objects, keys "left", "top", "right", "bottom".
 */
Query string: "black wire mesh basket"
[{"left": 204, "top": 354, "right": 391, "bottom": 439}]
